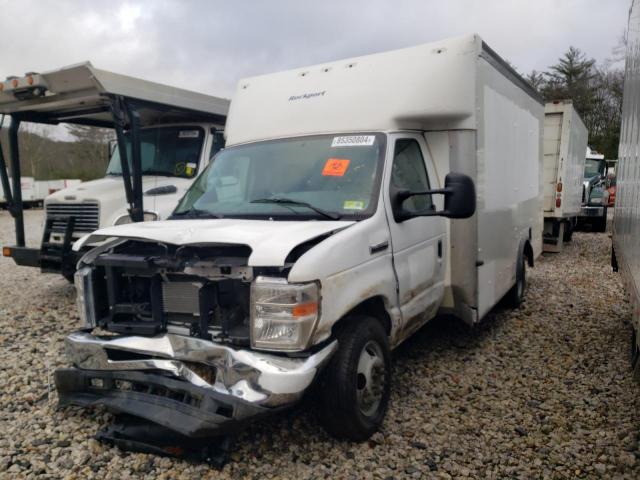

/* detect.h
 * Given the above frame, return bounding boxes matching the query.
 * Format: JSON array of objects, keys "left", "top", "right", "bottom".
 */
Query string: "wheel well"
[
  {"left": 523, "top": 240, "right": 534, "bottom": 267},
  {"left": 333, "top": 296, "right": 392, "bottom": 337}
]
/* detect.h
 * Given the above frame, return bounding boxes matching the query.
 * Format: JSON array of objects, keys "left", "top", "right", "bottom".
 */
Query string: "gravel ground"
[{"left": 0, "top": 210, "right": 639, "bottom": 479}]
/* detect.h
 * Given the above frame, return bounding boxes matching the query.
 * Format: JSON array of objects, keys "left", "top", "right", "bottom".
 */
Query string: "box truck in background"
[
  {"left": 1, "top": 176, "right": 34, "bottom": 207},
  {"left": 1, "top": 178, "right": 82, "bottom": 207},
  {"left": 34, "top": 179, "right": 82, "bottom": 206},
  {"left": 55, "top": 34, "right": 544, "bottom": 446},
  {"left": 613, "top": 0, "right": 640, "bottom": 380},
  {"left": 542, "top": 100, "right": 588, "bottom": 252}
]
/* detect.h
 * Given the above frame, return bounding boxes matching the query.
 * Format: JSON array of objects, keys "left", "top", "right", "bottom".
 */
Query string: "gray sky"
[{"left": 0, "top": 0, "right": 630, "bottom": 100}]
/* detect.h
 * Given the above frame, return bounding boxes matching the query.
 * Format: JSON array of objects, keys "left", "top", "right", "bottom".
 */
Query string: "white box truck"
[
  {"left": 542, "top": 100, "right": 588, "bottom": 252},
  {"left": 33, "top": 179, "right": 82, "bottom": 206},
  {"left": 0, "top": 62, "right": 229, "bottom": 280},
  {"left": 613, "top": 0, "right": 640, "bottom": 380},
  {"left": 55, "top": 34, "right": 543, "bottom": 451},
  {"left": 1, "top": 176, "right": 35, "bottom": 206}
]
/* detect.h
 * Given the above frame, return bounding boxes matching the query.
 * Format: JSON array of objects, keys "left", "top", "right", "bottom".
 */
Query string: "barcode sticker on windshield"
[
  {"left": 179, "top": 130, "right": 200, "bottom": 138},
  {"left": 331, "top": 135, "right": 375, "bottom": 147}
]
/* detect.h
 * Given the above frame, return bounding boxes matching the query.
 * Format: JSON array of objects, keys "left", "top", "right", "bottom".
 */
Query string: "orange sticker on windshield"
[{"left": 322, "top": 158, "right": 350, "bottom": 176}]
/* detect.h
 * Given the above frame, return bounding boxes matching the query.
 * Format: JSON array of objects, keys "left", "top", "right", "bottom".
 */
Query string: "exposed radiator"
[{"left": 162, "top": 281, "right": 201, "bottom": 316}]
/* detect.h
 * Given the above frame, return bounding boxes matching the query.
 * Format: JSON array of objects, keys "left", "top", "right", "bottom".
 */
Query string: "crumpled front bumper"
[{"left": 55, "top": 332, "right": 336, "bottom": 437}]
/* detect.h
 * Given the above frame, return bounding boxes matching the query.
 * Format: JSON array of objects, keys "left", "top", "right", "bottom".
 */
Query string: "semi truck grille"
[
  {"left": 46, "top": 202, "right": 100, "bottom": 233},
  {"left": 162, "top": 281, "right": 201, "bottom": 316}
]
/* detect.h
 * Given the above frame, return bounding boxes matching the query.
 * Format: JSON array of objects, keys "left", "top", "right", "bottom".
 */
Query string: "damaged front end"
[{"left": 55, "top": 239, "right": 336, "bottom": 456}]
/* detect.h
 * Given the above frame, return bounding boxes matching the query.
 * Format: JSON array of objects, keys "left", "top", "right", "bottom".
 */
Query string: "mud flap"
[{"left": 96, "top": 414, "right": 234, "bottom": 468}]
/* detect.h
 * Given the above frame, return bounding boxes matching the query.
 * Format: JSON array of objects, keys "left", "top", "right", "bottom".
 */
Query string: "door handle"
[{"left": 369, "top": 241, "right": 389, "bottom": 254}]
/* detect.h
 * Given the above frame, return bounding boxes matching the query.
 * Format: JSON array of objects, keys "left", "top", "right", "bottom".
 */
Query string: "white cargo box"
[
  {"left": 543, "top": 101, "right": 588, "bottom": 218},
  {"left": 227, "top": 34, "right": 544, "bottom": 323},
  {"left": 1, "top": 176, "right": 35, "bottom": 204},
  {"left": 34, "top": 179, "right": 82, "bottom": 201},
  {"left": 614, "top": 0, "right": 640, "bottom": 374}
]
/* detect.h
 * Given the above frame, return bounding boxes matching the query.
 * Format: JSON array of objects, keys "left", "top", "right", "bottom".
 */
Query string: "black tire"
[
  {"left": 632, "top": 326, "right": 640, "bottom": 381},
  {"left": 631, "top": 327, "right": 639, "bottom": 369},
  {"left": 563, "top": 221, "right": 573, "bottom": 242},
  {"left": 595, "top": 208, "right": 608, "bottom": 232},
  {"left": 507, "top": 253, "right": 527, "bottom": 308},
  {"left": 318, "top": 315, "right": 391, "bottom": 441}
]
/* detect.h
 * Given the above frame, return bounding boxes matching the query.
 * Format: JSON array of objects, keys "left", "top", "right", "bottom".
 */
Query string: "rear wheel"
[
  {"left": 563, "top": 221, "right": 573, "bottom": 242},
  {"left": 318, "top": 316, "right": 391, "bottom": 441},
  {"left": 632, "top": 326, "right": 640, "bottom": 381},
  {"left": 507, "top": 253, "right": 527, "bottom": 308}
]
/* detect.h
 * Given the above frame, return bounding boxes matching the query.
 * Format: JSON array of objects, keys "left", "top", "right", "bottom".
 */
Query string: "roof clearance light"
[
  {"left": 27, "top": 76, "right": 34, "bottom": 86},
  {"left": 0, "top": 83, "right": 3, "bottom": 92},
  {"left": 11, "top": 79, "right": 18, "bottom": 88},
  {"left": 557, "top": 182, "right": 563, "bottom": 192}
]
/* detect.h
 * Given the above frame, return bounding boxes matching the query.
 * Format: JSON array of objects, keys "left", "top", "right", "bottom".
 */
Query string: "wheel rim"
[
  {"left": 517, "top": 259, "right": 526, "bottom": 298},
  {"left": 356, "top": 340, "right": 386, "bottom": 417}
]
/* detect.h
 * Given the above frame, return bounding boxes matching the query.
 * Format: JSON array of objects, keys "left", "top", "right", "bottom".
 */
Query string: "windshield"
[
  {"left": 174, "top": 133, "right": 386, "bottom": 220},
  {"left": 584, "top": 159, "right": 605, "bottom": 178},
  {"left": 106, "top": 126, "right": 204, "bottom": 178}
]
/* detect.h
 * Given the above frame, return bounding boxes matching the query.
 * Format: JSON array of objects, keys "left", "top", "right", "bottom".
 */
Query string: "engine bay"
[{"left": 87, "top": 240, "right": 283, "bottom": 346}]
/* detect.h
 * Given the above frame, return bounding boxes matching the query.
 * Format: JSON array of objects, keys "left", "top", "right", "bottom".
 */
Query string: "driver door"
[{"left": 384, "top": 134, "right": 446, "bottom": 340}]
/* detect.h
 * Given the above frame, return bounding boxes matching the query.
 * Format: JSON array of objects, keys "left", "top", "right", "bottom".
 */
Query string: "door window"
[{"left": 391, "top": 139, "right": 433, "bottom": 214}]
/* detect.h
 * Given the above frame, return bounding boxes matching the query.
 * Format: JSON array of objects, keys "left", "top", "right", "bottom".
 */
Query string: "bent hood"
[{"left": 74, "top": 219, "right": 355, "bottom": 267}]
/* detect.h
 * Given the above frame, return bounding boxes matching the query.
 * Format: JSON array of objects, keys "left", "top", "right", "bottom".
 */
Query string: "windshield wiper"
[
  {"left": 250, "top": 197, "right": 342, "bottom": 220},
  {"left": 170, "top": 208, "right": 223, "bottom": 219}
]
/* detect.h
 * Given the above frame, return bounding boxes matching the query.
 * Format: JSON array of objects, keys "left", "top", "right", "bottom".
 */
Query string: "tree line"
[
  {"left": 0, "top": 123, "right": 112, "bottom": 181},
  {"left": 526, "top": 40, "right": 625, "bottom": 160}
]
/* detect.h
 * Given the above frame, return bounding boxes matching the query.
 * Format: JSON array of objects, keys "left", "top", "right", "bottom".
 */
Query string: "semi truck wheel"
[
  {"left": 563, "top": 221, "right": 573, "bottom": 242},
  {"left": 595, "top": 207, "right": 608, "bottom": 232},
  {"left": 318, "top": 316, "right": 390, "bottom": 441},
  {"left": 507, "top": 253, "right": 527, "bottom": 308}
]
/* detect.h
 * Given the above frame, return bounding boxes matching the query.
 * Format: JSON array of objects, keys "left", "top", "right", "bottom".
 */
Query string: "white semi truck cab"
[
  {"left": 580, "top": 147, "right": 609, "bottom": 231},
  {"left": 54, "top": 35, "right": 543, "bottom": 455},
  {"left": 0, "top": 62, "right": 229, "bottom": 279},
  {"left": 45, "top": 123, "right": 224, "bottom": 244}
]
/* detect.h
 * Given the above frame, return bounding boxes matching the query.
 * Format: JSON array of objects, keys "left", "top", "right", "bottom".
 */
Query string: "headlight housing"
[
  {"left": 74, "top": 267, "right": 97, "bottom": 328},
  {"left": 250, "top": 277, "right": 320, "bottom": 352},
  {"left": 113, "top": 211, "right": 159, "bottom": 225}
]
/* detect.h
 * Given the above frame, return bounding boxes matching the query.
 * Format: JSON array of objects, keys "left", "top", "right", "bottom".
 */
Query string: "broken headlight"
[
  {"left": 250, "top": 277, "right": 319, "bottom": 352},
  {"left": 74, "top": 266, "right": 97, "bottom": 328}
]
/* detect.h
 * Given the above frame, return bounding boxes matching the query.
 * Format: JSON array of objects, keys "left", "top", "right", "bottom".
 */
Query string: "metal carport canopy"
[
  {"left": 0, "top": 61, "right": 229, "bottom": 257},
  {"left": 0, "top": 61, "right": 229, "bottom": 126}
]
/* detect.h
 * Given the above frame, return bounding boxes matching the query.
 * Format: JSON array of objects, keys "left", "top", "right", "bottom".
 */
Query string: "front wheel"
[
  {"left": 318, "top": 316, "right": 391, "bottom": 441},
  {"left": 595, "top": 207, "right": 608, "bottom": 232}
]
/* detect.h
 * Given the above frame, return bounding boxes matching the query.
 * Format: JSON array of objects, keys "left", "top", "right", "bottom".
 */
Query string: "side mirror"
[
  {"left": 440, "top": 172, "right": 476, "bottom": 218},
  {"left": 391, "top": 172, "right": 476, "bottom": 222}
]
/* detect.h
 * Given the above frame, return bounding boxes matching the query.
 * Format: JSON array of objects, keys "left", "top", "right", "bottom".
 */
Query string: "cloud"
[{"left": 0, "top": 0, "right": 630, "bottom": 99}]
